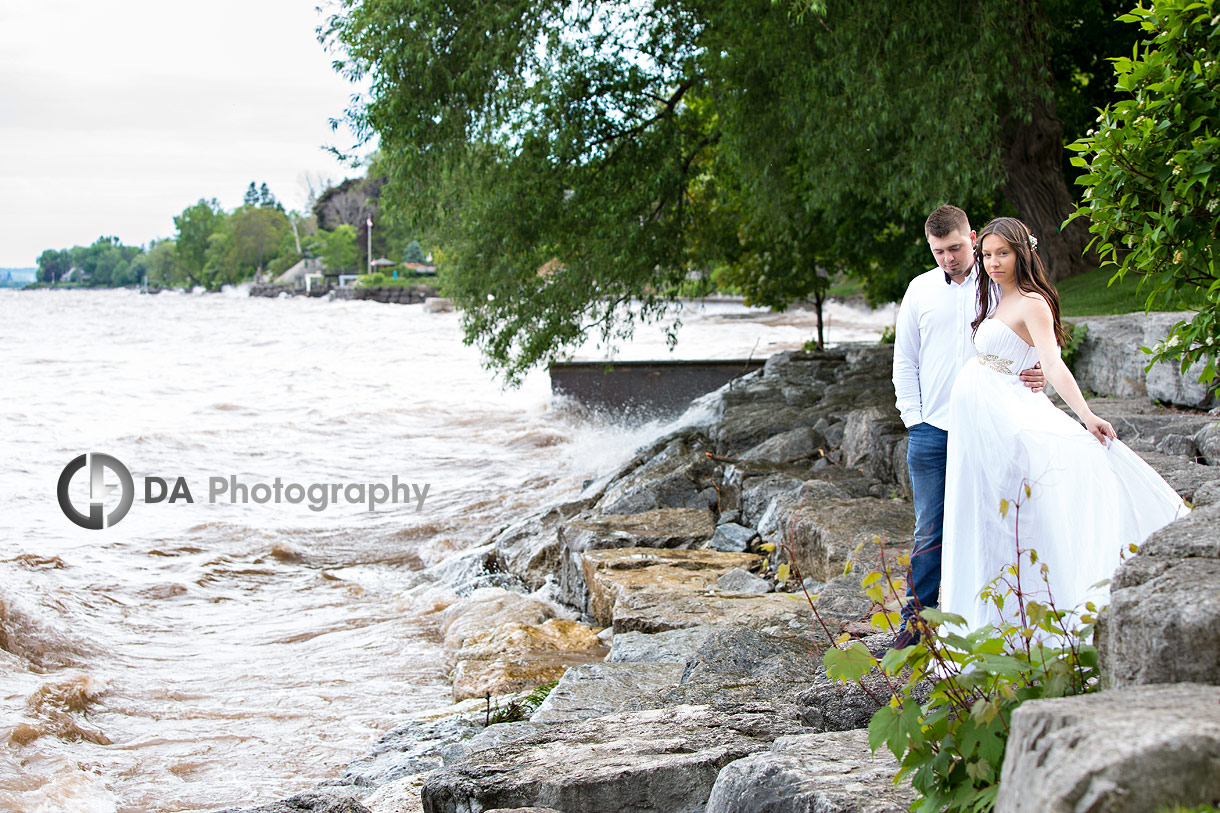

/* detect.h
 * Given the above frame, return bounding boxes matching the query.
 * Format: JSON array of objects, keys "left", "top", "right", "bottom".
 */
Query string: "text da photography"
[{"left": 59, "top": 452, "right": 431, "bottom": 530}]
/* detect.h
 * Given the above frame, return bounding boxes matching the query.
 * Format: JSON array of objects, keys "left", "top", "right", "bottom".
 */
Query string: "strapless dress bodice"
[{"left": 973, "top": 318, "right": 1040, "bottom": 375}]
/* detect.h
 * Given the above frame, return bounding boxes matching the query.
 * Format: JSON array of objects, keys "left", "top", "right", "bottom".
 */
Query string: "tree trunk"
[
  {"left": 998, "top": 100, "right": 1097, "bottom": 282},
  {"left": 813, "top": 285, "right": 825, "bottom": 349}
]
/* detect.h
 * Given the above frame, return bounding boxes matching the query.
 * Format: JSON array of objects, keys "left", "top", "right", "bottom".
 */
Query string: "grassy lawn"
[
  {"left": 1058, "top": 266, "right": 1206, "bottom": 317},
  {"left": 1057, "top": 266, "right": 1152, "bottom": 317}
]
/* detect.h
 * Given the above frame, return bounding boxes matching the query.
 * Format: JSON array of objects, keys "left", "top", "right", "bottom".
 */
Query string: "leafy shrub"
[
  {"left": 1067, "top": 0, "right": 1220, "bottom": 381},
  {"left": 1061, "top": 321, "right": 1089, "bottom": 374},
  {"left": 823, "top": 491, "right": 1106, "bottom": 812}
]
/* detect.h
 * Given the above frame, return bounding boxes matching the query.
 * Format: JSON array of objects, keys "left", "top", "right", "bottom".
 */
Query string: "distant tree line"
[{"left": 35, "top": 172, "right": 430, "bottom": 291}]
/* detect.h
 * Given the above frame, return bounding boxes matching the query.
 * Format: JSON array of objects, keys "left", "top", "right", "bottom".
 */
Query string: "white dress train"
[{"left": 940, "top": 318, "right": 1188, "bottom": 632}]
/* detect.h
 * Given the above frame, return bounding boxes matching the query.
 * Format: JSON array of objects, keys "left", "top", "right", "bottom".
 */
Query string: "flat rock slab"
[
  {"left": 529, "top": 662, "right": 686, "bottom": 723},
  {"left": 441, "top": 588, "right": 569, "bottom": 652},
  {"left": 996, "top": 683, "right": 1220, "bottom": 813},
  {"left": 705, "top": 728, "right": 914, "bottom": 813},
  {"left": 653, "top": 627, "right": 825, "bottom": 708},
  {"left": 451, "top": 649, "right": 607, "bottom": 703},
  {"left": 420, "top": 704, "right": 809, "bottom": 813},
  {"left": 581, "top": 547, "right": 811, "bottom": 635},
  {"left": 607, "top": 625, "right": 731, "bottom": 663},
  {"left": 558, "top": 508, "right": 718, "bottom": 611},
  {"left": 582, "top": 547, "right": 759, "bottom": 623},
  {"left": 609, "top": 587, "right": 810, "bottom": 635}
]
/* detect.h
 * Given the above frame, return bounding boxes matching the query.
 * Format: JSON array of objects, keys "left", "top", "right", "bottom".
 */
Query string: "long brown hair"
[{"left": 971, "top": 217, "right": 1069, "bottom": 347}]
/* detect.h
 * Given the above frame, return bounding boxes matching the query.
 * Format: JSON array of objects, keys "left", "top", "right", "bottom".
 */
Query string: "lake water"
[{"left": 0, "top": 288, "right": 892, "bottom": 812}]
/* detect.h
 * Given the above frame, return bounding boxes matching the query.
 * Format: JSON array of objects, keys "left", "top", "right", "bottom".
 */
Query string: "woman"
[{"left": 940, "top": 217, "right": 1187, "bottom": 633}]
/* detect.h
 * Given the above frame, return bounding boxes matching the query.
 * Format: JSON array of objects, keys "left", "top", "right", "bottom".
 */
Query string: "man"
[{"left": 890, "top": 204, "right": 1043, "bottom": 650}]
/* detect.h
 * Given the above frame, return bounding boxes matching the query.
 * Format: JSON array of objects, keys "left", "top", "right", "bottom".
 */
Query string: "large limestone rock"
[
  {"left": 332, "top": 714, "right": 483, "bottom": 789},
  {"left": 450, "top": 618, "right": 607, "bottom": 702},
  {"left": 740, "top": 425, "right": 829, "bottom": 465},
  {"left": 841, "top": 405, "right": 908, "bottom": 487},
  {"left": 556, "top": 508, "right": 716, "bottom": 613},
  {"left": 580, "top": 547, "right": 809, "bottom": 634},
  {"left": 1099, "top": 504, "right": 1220, "bottom": 687},
  {"left": 595, "top": 434, "right": 720, "bottom": 515},
  {"left": 441, "top": 589, "right": 604, "bottom": 701},
  {"left": 581, "top": 546, "right": 757, "bottom": 624},
  {"left": 361, "top": 773, "right": 427, "bottom": 813},
  {"left": 607, "top": 626, "right": 730, "bottom": 663},
  {"left": 794, "top": 670, "right": 931, "bottom": 732},
  {"left": 420, "top": 704, "right": 809, "bottom": 813},
  {"left": 1132, "top": 450, "right": 1220, "bottom": 503},
  {"left": 713, "top": 390, "right": 829, "bottom": 459},
  {"left": 535, "top": 627, "right": 824, "bottom": 719},
  {"left": 759, "top": 497, "right": 915, "bottom": 583},
  {"left": 491, "top": 500, "right": 589, "bottom": 592},
  {"left": 705, "top": 729, "right": 915, "bottom": 813},
  {"left": 528, "top": 662, "right": 685, "bottom": 723},
  {"left": 1071, "top": 312, "right": 1218, "bottom": 408},
  {"left": 652, "top": 626, "right": 824, "bottom": 707},
  {"left": 441, "top": 589, "right": 568, "bottom": 652},
  {"left": 741, "top": 473, "right": 839, "bottom": 529},
  {"left": 996, "top": 683, "right": 1220, "bottom": 813}
]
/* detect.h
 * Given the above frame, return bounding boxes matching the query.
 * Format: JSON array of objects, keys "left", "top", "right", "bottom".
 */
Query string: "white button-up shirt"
[{"left": 893, "top": 265, "right": 991, "bottom": 430}]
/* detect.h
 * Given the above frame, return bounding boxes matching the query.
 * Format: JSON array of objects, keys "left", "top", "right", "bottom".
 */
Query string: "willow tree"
[{"left": 323, "top": 0, "right": 1132, "bottom": 382}]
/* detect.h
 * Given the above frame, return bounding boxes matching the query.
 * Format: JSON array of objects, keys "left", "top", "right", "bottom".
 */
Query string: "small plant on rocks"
[{"left": 824, "top": 486, "right": 1109, "bottom": 812}]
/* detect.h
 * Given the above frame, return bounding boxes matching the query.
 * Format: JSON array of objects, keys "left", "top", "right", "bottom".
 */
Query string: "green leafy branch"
[{"left": 823, "top": 487, "right": 1103, "bottom": 812}]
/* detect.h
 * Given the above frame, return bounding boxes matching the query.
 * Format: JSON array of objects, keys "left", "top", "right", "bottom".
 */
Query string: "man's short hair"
[{"left": 925, "top": 205, "right": 970, "bottom": 239}]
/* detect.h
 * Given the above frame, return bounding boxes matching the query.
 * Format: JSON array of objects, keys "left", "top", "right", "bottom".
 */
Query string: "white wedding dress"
[{"left": 940, "top": 318, "right": 1188, "bottom": 632}]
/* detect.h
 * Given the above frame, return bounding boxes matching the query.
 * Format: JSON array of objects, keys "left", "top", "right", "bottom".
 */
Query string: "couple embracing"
[{"left": 890, "top": 205, "right": 1187, "bottom": 650}]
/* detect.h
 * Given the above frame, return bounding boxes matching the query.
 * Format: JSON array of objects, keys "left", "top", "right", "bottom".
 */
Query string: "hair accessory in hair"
[{"left": 1028, "top": 234, "right": 1039, "bottom": 252}]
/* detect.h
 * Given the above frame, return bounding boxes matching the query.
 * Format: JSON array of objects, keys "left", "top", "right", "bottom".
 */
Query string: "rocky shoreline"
[
  {"left": 248, "top": 283, "right": 441, "bottom": 305},
  {"left": 219, "top": 317, "right": 1220, "bottom": 813}
]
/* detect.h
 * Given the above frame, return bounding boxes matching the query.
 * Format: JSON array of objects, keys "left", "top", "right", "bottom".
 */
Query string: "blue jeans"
[{"left": 902, "top": 422, "right": 948, "bottom": 628}]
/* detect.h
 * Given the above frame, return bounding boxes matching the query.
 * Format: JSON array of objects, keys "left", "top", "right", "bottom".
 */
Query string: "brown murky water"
[{"left": 0, "top": 288, "right": 891, "bottom": 811}]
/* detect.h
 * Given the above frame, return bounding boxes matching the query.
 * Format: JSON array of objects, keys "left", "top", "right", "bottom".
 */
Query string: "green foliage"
[
  {"left": 323, "top": 0, "right": 1136, "bottom": 383},
  {"left": 1060, "top": 321, "right": 1089, "bottom": 373},
  {"left": 824, "top": 504, "right": 1100, "bottom": 811},
  {"left": 230, "top": 205, "right": 291, "bottom": 272},
  {"left": 174, "top": 198, "right": 224, "bottom": 289},
  {"left": 486, "top": 680, "right": 559, "bottom": 725},
  {"left": 320, "top": 225, "right": 359, "bottom": 273},
  {"left": 131, "top": 239, "right": 184, "bottom": 288},
  {"left": 879, "top": 324, "right": 897, "bottom": 345},
  {"left": 34, "top": 236, "right": 144, "bottom": 288},
  {"left": 36, "top": 248, "right": 70, "bottom": 283},
  {"left": 1067, "top": 0, "right": 1220, "bottom": 382},
  {"left": 403, "top": 239, "right": 426, "bottom": 264}
]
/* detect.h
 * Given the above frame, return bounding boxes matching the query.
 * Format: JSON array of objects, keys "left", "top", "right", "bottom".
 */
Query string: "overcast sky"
[{"left": 0, "top": 1, "right": 370, "bottom": 268}]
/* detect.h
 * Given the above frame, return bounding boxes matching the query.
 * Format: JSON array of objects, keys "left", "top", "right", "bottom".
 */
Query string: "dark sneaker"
[{"left": 889, "top": 627, "right": 921, "bottom": 652}]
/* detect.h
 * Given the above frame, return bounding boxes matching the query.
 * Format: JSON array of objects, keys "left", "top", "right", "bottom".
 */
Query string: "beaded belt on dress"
[{"left": 975, "top": 353, "right": 1014, "bottom": 374}]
